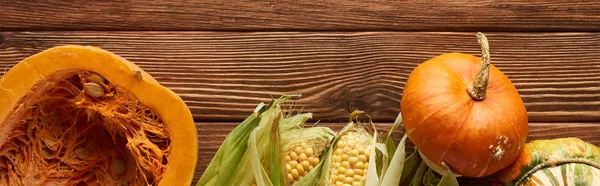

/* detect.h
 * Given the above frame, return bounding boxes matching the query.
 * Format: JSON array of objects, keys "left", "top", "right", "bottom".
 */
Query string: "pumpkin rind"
[
  {"left": 0, "top": 46, "right": 197, "bottom": 185},
  {"left": 400, "top": 51, "right": 528, "bottom": 177}
]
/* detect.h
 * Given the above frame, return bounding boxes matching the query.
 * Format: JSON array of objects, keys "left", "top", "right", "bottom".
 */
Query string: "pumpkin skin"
[
  {"left": 400, "top": 51, "right": 528, "bottom": 177},
  {"left": 0, "top": 46, "right": 197, "bottom": 185}
]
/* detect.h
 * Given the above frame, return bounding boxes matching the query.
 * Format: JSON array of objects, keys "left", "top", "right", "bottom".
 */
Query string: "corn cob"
[
  {"left": 280, "top": 113, "right": 335, "bottom": 185},
  {"left": 284, "top": 142, "right": 321, "bottom": 183},
  {"left": 329, "top": 129, "right": 372, "bottom": 186},
  {"left": 318, "top": 110, "right": 380, "bottom": 186}
]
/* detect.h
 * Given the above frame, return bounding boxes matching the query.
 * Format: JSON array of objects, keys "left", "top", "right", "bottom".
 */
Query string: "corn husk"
[
  {"left": 379, "top": 113, "right": 458, "bottom": 186},
  {"left": 379, "top": 113, "right": 408, "bottom": 186},
  {"left": 403, "top": 152, "right": 458, "bottom": 186},
  {"left": 246, "top": 99, "right": 287, "bottom": 186},
  {"left": 196, "top": 102, "right": 266, "bottom": 186},
  {"left": 197, "top": 95, "right": 296, "bottom": 186}
]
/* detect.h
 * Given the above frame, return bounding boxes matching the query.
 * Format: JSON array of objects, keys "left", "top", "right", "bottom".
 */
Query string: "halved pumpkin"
[{"left": 0, "top": 46, "right": 197, "bottom": 185}]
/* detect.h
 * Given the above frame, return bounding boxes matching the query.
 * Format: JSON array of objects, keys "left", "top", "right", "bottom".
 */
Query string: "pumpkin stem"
[{"left": 467, "top": 32, "right": 491, "bottom": 101}]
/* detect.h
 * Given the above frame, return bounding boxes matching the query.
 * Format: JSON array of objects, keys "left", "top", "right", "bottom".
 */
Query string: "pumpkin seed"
[
  {"left": 74, "top": 146, "right": 88, "bottom": 159},
  {"left": 87, "top": 73, "right": 106, "bottom": 85},
  {"left": 42, "top": 147, "right": 52, "bottom": 157},
  {"left": 111, "top": 158, "right": 126, "bottom": 178},
  {"left": 84, "top": 82, "right": 105, "bottom": 97},
  {"left": 84, "top": 171, "right": 96, "bottom": 180},
  {"left": 134, "top": 70, "right": 142, "bottom": 79},
  {"left": 42, "top": 137, "right": 58, "bottom": 151},
  {"left": 87, "top": 111, "right": 98, "bottom": 122},
  {"left": 149, "top": 137, "right": 166, "bottom": 143}
]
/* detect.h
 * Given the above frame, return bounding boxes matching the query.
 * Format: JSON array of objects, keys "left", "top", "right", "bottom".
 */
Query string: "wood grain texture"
[
  {"left": 194, "top": 122, "right": 600, "bottom": 185},
  {"left": 1, "top": 1, "right": 600, "bottom": 31},
  {"left": 0, "top": 32, "right": 599, "bottom": 122}
]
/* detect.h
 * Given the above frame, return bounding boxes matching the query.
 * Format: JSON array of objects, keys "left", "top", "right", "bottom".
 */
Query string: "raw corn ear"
[
  {"left": 318, "top": 110, "right": 380, "bottom": 186},
  {"left": 197, "top": 95, "right": 297, "bottom": 186},
  {"left": 280, "top": 113, "right": 335, "bottom": 185}
]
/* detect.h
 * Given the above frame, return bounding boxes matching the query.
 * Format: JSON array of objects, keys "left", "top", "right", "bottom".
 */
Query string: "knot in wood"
[{"left": 347, "top": 100, "right": 364, "bottom": 112}]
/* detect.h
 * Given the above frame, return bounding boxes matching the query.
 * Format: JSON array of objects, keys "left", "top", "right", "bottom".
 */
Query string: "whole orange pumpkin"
[{"left": 400, "top": 33, "right": 528, "bottom": 177}]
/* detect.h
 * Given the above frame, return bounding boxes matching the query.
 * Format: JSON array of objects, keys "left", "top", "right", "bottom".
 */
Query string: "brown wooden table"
[{"left": 1, "top": 1, "right": 599, "bottom": 185}]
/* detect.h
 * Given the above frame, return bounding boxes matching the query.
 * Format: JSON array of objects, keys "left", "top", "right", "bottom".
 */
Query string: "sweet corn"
[
  {"left": 328, "top": 129, "right": 372, "bottom": 186},
  {"left": 316, "top": 110, "right": 379, "bottom": 186},
  {"left": 197, "top": 95, "right": 296, "bottom": 186},
  {"left": 280, "top": 113, "right": 335, "bottom": 185},
  {"left": 284, "top": 142, "right": 321, "bottom": 184}
]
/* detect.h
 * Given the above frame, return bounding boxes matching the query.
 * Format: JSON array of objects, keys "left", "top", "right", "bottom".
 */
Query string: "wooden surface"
[
  {"left": 1, "top": 32, "right": 598, "bottom": 122},
  {"left": 1, "top": 1, "right": 600, "bottom": 31},
  {"left": 1, "top": 1, "right": 599, "bottom": 185}
]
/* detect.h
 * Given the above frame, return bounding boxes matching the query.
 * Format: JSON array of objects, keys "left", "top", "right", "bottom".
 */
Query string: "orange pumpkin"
[
  {"left": 0, "top": 46, "right": 197, "bottom": 185},
  {"left": 400, "top": 33, "right": 528, "bottom": 177}
]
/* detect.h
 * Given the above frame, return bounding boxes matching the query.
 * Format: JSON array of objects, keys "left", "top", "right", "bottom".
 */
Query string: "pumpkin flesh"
[
  {"left": 0, "top": 69, "right": 170, "bottom": 185},
  {"left": 0, "top": 46, "right": 197, "bottom": 186},
  {"left": 401, "top": 36, "right": 528, "bottom": 177}
]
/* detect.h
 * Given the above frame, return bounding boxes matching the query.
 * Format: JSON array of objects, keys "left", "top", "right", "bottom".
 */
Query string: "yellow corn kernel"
[
  {"left": 328, "top": 127, "right": 372, "bottom": 186},
  {"left": 284, "top": 141, "right": 326, "bottom": 184}
]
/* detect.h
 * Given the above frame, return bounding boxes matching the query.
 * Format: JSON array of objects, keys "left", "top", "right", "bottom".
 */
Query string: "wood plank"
[
  {"left": 194, "top": 122, "right": 600, "bottom": 185},
  {"left": 1, "top": 1, "right": 599, "bottom": 31},
  {"left": 0, "top": 32, "right": 599, "bottom": 122}
]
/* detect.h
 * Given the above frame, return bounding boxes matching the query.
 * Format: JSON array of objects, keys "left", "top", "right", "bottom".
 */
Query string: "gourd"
[
  {"left": 400, "top": 33, "right": 529, "bottom": 177},
  {"left": 495, "top": 138, "right": 600, "bottom": 186},
  {"left": 0, "top": 46, "right": 197, "bottom": 185}
]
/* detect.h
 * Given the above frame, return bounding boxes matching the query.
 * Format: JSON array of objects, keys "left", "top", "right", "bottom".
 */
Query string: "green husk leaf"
[
  {"left": 409, "top": 158, "right": 458, "bottom": 186},
  {"left": 362, "top": 111, "right": 380, "bottom": 186},
  {"left": 316, "top": 142, "right": 334, "bottom": 186},
  {"left": 196, "top": 103, "right": 266, "bottom": 186},
  {"left": 365, "top": 130, "right": 380, "bottom": 185},
  {"left": 401, "top": 148, "right": 421, "bottom": 184},
  {"left": 281, "top": 112, "right": 313, "bottom": 131},
  {"left": 436, "top": 163, "right": 459, "bottom": 186},
  {"left": 380, "top": 134, "right": 409, "bottom": 186},
  {"left": 238, "top": 98, "right": 285, "bottom": 185},
  {"left": 249, "top": 120, "right": 274, "bottom": 186},
  {"left": 386, "top": 113, "right": 403, "bottom": 154},
  {"left": 379, "top": 113, "right": 404, "bottom": 181},
  {"left": 409, "top": 161, "right": 429, "bottom": 186},
  {"left": 423, "top": 168, "right": 441, "bottom": 186},
  {"left": 268, "top": 111, "right": 287, "bottom": 185},
  {"left": 246, "top": 96, "right": 297, "bottom": 186}
]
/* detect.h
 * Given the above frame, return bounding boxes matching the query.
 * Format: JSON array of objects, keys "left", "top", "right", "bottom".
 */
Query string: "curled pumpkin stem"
[{"left": 467, "top": 32, "right": 491, "bottom": 101}]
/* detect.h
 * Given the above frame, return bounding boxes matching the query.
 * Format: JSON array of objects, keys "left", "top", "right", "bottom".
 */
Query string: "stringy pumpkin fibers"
[{"left": 0, "top": 70, "right": 170, "bottom": 186}]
